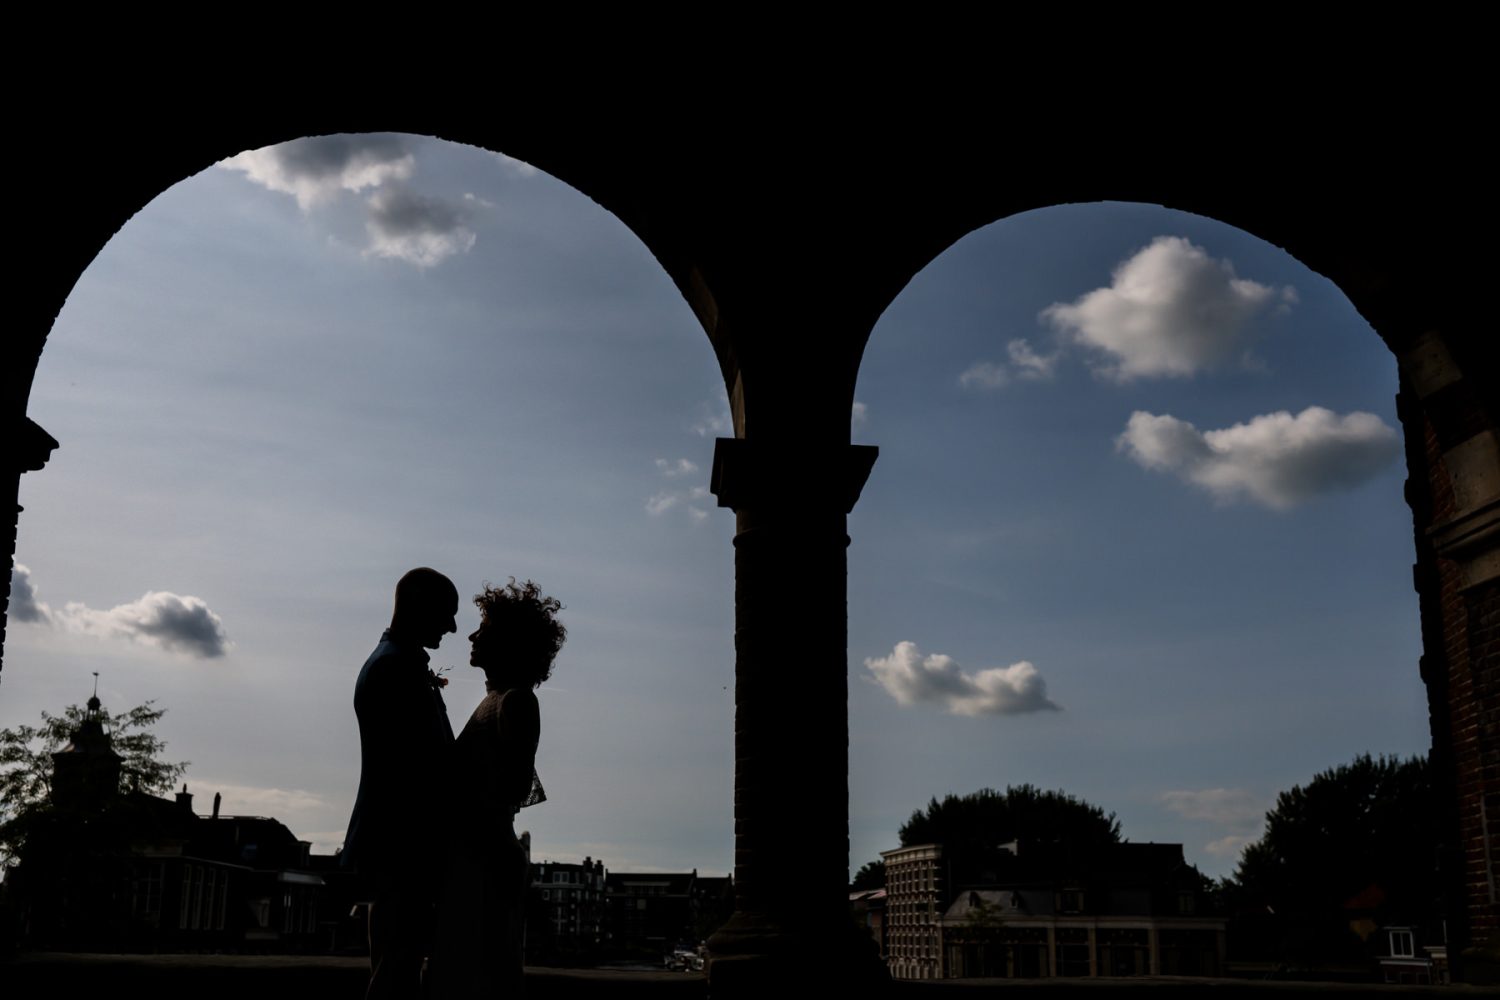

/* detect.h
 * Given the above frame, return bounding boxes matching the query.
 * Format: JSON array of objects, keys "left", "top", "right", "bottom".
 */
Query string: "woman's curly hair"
[{"left": 474, "top": 578, "right": 566, "bottom": 686}]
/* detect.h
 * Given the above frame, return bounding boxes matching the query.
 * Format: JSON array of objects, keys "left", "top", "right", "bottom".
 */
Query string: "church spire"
[{"left": 51, "top": 674, "right": 122, "bottom": 809}]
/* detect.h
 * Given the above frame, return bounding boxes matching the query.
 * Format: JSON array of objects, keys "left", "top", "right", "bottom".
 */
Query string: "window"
[{"left": 1390, "top": 929, "right": 1415, "bottom": 958}]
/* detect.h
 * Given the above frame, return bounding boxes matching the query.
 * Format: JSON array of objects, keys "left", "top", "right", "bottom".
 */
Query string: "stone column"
[
  {"left": 1400, "top": 333, "right": 1500, "bottom": 981},
  {"left": 706, "top": 437, "right": 878, "bottom": 993},
  {"left": 1, "top": 416, "right": 57, "bottom": 678}
]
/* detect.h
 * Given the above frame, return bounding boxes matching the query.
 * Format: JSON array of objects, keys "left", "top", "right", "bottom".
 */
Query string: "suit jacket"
[{"left": 341, "top": 629, "right": 455, "bottom": 874}]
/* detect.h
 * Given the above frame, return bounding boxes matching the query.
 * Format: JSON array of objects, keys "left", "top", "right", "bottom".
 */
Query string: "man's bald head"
[{"left": 391, "top": 567, "right": 459, "bottom": 649}]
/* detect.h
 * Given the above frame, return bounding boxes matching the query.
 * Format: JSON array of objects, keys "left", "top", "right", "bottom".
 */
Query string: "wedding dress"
[{"left": 427, "top": 684, "right": 543, "bottom": 998}]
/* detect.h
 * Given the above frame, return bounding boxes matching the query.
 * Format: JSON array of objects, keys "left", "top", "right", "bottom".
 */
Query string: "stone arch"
[{"left": 7, "top": 103, "right": 1497, "bottom": 987}]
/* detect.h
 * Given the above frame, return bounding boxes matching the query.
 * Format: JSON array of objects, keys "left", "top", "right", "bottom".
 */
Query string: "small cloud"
[
  {"left": 1160, "top": 788, "right": 1265, "bottom": 827},
  {"left": 646, "top": 467, "right": 713, "bottom": 523},
  {"left": 852, "top": 401, "right": 869, "bottom": 428},
  {"left": 1117, "top": 406, "right": 1401, "bottom": 509},
  {"left": 58, "top": 592, "right": 230, "bottom": 659},
  {"left": 199, "top": 781, "right": 328, "bottom": 817},
  {"left": 959, "top": 361, "right": 1009, "bottom": 390},
  {"left": 364, "top": 187, "right": 477, "bottom": 268},
  {"left": 219, "top": 134, "right": 415, "bottom": 210},
  {"left": 9, "top": 566, "right": 229, "bottom": 658},
  {"left": 655, "top": 458, "right": 699, "bottom": 478},
  {"left": 864, "top": 641, "right": 1060, "bottom": 717},
  {"left": 1042, "top": 236, "right": 1294, "bottom": 381},
  {"left": 9, "top": 563, "right": 51, "bottom": 624},
  {"left": 645, "top": 492, "right": 679, "bottom": 515},
  {"left": 692, "top": 394, "right": 734, "bottom": 437},
  {"left": 1006, "top": 338, "right": 1059, "bottom": 380},
  {"left": 1205, "top": 834, "right": 1254, "bottom": 859},
  {"left": 492, "top": 151, "right": 540, "bottom": 177}
]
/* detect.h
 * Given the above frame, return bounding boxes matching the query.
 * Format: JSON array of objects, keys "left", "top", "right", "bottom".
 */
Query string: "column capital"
[
  {"left": 710, "top": 438, "right": 878, "bottom": 514},
  {"left": 8, "top": 417, "right": 58, "bottom": 474}
]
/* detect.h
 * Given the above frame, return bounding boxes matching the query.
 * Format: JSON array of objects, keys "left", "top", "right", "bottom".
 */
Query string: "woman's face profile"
[{"left": 469, "top": 617, "right": 504, "bottom": 670}]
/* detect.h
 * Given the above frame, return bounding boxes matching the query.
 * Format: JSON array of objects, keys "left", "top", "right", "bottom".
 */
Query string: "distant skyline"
[{"left": 4, "top": 135, "right": 1426, "bottom": 878}]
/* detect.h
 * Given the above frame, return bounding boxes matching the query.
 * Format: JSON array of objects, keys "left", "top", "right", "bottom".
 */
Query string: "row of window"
[{"left": 179, "top": 864, "right": 229, "bottom": 931}]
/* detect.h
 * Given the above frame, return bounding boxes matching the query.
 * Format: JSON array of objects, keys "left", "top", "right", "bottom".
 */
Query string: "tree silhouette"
[
  {"left": 1224, "top": 754, "right": 1438, "bottom": 963},
  {"left": 899, "top": 784, "right": 1122, "bottom": 853},
  {"left": 851, "top": 859, "right": 886, "bottom": 891},
  {"left": 0, "top": 700, "right": 188, "bottom": 861}
]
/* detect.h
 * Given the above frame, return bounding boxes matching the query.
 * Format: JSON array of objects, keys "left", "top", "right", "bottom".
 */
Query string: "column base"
[{"left": 707, "top": 910, "right": 889, "bottom": 995}]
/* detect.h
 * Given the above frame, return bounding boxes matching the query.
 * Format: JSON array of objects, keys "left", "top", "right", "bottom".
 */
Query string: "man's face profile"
[
  {"left": 392, "top": 567, "right": 459, "bottom": 649},
  {"left": 416, "top": 595, "right": 459, "bottom": 650}
]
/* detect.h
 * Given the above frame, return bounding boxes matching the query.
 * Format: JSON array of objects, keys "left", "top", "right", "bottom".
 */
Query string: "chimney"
[
  {"left": 176, "top": 783, "right": 193, "bottom": 813},
  {"left": 212, "top": 791, "right": 221, "bottom": 819}
]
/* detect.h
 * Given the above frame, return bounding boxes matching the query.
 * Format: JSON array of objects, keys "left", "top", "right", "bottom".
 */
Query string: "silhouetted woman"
[{"left": 428, "top": 579, "right": 564, "bottom": 999}]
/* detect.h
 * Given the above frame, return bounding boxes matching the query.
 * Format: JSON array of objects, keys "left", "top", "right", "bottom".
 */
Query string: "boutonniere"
[{"left": 429, "top": 667, "right": 449, "bottom": 690}]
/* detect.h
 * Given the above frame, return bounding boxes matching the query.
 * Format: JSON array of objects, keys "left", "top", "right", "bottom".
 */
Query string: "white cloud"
[
  {"left": 1007, "top": 338, "right": 1059, "bottom": 380},
  {"left": 9, "top": 563, "right": 49, "bottom": 623},
  {"left": 1204, "top": 834, "right": 1254, "bottom": 859},
  {"left": 219, "top": 134, "right": 415, "bottom": 210},
  {"left": 646, "top": 492, "right": 679, "bottom": 515},
  {"left": 851, "top": 401, "right": 869, "bottom": 428},
  {"left": 364, "top": 187, "right": 478, "bottom": 268},
  {"left": 1160, "top": 788, "right": 1266, "bottom": 826},
  {"left": 1117, "top": 406, "right": 1401, "bottom": 509},
  {"left": 221, "top": 136, "right": 479, "bottom": 269},
  {"left": 196, "top": 780, "right": 328, "bottom": 818},
  {"left": 958, "top": 361, "right": 1009, "bottom": 390},
  {"left": 655, "top": 457, "right": 699, "bottom": 478},
  {"left": 864, "top": 641, "right": 1060, "bottom": 717},
  {"left": 55, "top": 592, "right": 230, "bottom": 659},
  {"left": 692, "top": 394, "right": 733, "bottom": 437},
  {"left": 492, "top": 151, "right": 540, "bottom": 177},
  {"left": 1161, "top": 788, "right": 1268, "bottom": 863},
  {"left": 12, "top": 565, "right": 229, "bottom": 658},
  {"left": 647, "top": 459, "right": 713, "bottom": 524},
  {"left": 1042, "top": 236, "right": 1295, "bottom": 381}
]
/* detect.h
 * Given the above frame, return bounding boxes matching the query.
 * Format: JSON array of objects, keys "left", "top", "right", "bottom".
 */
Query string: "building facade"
[
  {"left": 531, "top": 856, "right": 606, "bottom": 958},
  {"left": 937, "top": 843, "right": 1225, "bottom": 980},
  {"left": 3, "top": 695, "right": 345, "bottom": 954},
  {"left": 881, "top": 844, "right": 943, "bottom": 980}
]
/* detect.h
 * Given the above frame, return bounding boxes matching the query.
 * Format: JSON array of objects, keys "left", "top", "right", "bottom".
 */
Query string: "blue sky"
[{"left": 4, "top": 135, "right": 1427, "bottom": 879}]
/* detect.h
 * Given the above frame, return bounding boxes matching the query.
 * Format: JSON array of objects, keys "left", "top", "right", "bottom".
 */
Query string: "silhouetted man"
[{"left": 342, "top": 567, "right": 459, "bottom": 999}]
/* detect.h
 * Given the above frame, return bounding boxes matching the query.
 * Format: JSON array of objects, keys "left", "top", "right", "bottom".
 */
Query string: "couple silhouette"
[{"left": 342, "top": 568, "right": 565, "bottom": 999}]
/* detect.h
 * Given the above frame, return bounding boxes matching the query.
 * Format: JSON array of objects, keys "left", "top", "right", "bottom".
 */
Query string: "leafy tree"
[
  {"left": 0, "top": 700, "right": 188, "bottom": 861},
  {"left": 899, "top": 784, "right": 1121, "bottom": 853},
  {"left": 1224, "top": 754, "right": 1438, "bottom": 963},
  {"left": 850, "top": 859, "right": 886, "bottom": 891}
]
